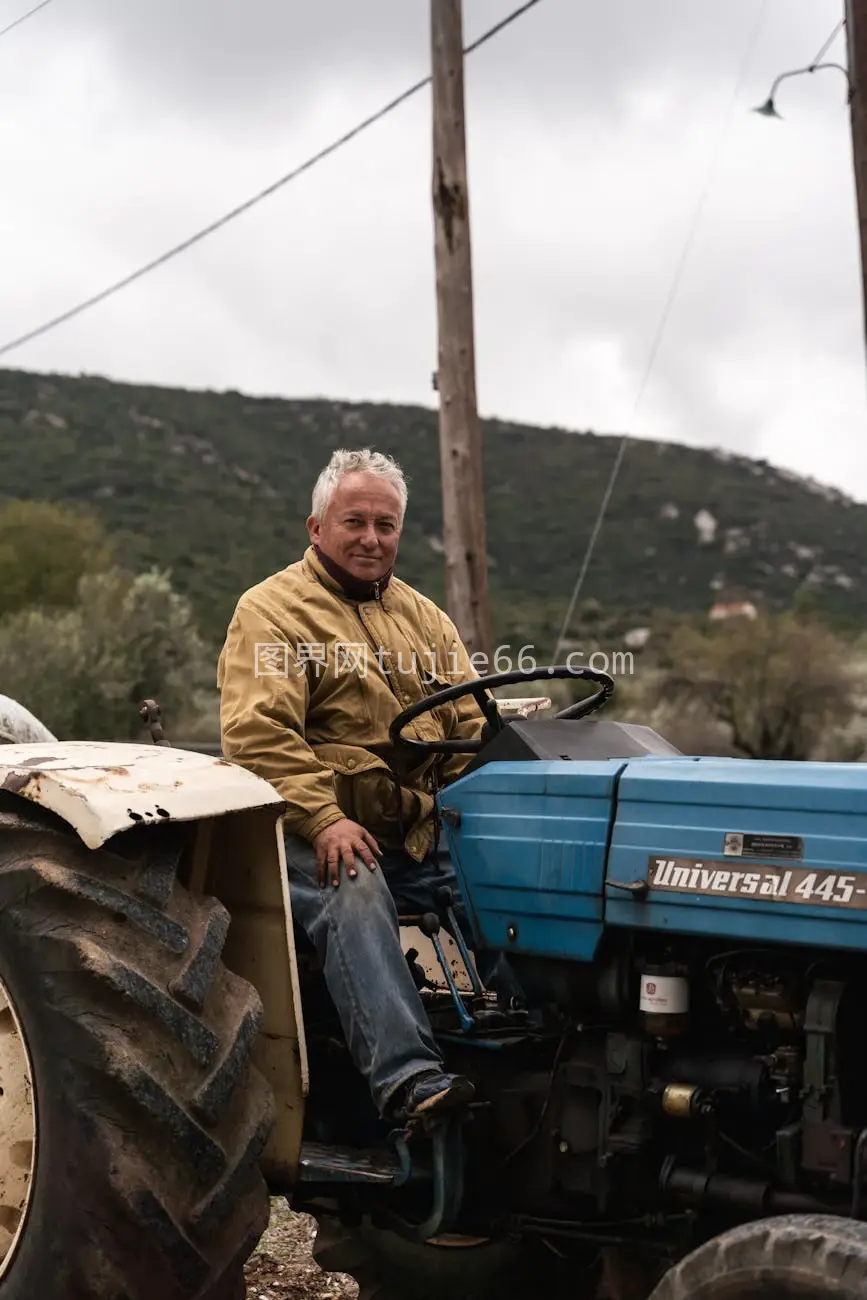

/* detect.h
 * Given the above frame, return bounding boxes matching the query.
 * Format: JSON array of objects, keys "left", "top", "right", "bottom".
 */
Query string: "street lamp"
[{"left": 753, "top": 60, "right": 852, "bottom": 119}]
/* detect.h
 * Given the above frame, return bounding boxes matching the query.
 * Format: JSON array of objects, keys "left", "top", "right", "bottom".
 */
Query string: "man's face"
[{"left": 307, "top": 471, "right": 403, "bottom": 581}]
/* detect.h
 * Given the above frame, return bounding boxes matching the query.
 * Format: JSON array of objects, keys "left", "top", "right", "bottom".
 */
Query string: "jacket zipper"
[{"left": 356, "top": 602, "right": 402, "bottom": 704}]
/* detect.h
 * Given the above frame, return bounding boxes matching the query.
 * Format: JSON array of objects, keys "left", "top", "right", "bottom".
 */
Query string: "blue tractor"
[{"left": 293, "top": 665, "right": 867, "bottom": 1300}]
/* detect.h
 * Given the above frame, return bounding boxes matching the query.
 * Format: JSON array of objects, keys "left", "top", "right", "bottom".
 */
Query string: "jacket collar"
[{"left": 305, "top": 545, "right": 393, "bottom": 603}]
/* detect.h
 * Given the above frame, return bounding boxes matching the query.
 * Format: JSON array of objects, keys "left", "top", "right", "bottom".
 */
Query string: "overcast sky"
[{"left": 0, "top": 0, "right": 864, "bottom": 500}]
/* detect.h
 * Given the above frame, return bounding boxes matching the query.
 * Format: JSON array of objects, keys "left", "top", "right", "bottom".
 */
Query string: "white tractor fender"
[
  {"left": 0, "top": 740, "right": 311, "bottom": 1184},
  {"left": 0, "top": 740, "right": 285, "bottom": 849}
]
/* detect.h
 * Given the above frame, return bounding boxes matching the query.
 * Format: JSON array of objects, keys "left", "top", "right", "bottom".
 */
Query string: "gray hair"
[{"left": 311, "top": 448, "right": 408, "bottom": 521}]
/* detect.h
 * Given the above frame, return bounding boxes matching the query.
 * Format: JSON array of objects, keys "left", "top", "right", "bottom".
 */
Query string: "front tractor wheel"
[
  {"left": 648, "top": 1215, "right": 867, "bottom": 1300},
  {"left": 0, "top": 803, "right": 275, "bottom": 1299}
]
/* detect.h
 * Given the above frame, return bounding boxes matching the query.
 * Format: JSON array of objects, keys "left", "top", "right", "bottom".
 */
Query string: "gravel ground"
[{"left": 244, "top": 1200, "right": 359, "bottom": 1300}]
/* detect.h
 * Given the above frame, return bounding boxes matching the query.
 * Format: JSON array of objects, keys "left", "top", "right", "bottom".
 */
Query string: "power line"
[
  {"left": 0, "top": 0, "right": 545, "bottom": 361},
  {"left": 552, "top": 0, "right": 771, "bottom": 662},
  {"left": 0, "top": 0, "right": 52, "bottom": 41},
  {"left": 811, "top": 18, "right": 844, "bottom": 68}
]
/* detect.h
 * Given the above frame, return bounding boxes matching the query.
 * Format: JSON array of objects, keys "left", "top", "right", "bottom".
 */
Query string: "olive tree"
[
  {"left": 653, "top": 610, "right": 861, "bottom": 761},
  {"left": 0, "top": 499, "right": 113, "bottom": 618},
  {"left": 0, "top": 567, "right": 214, "bottom": 741}
]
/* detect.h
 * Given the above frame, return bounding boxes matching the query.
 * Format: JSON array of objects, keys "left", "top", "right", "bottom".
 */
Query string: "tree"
[
  {"left": 0, "top": 499, "right": 114, "bottom": 619},
  {"left": 654, "top": 611, "right": 860, "bottom": 761},
  {"left": 0, "top": 567, "right": 214, "bottom": 740}
]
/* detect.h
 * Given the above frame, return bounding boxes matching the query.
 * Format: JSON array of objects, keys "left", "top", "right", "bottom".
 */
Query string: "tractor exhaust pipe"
[{"left": 662, "top": 1162, "right": 845, "bottom": 1216}]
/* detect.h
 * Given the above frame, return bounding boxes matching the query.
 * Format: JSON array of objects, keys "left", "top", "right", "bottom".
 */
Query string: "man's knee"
[
  {"left": 323, "top": 859, "right": 396, "bottom": 920},
  {"left": 284, "top": 833, "right": 399, "bottom": 930}
]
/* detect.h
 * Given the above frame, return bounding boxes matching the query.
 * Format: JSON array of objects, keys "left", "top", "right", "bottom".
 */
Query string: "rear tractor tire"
[
  {"left": 0, "top": 802, "right": 275, "bottom": 1299},
  {"left": 648, "top": 1214, "right": 867, "bottom": 1300}
]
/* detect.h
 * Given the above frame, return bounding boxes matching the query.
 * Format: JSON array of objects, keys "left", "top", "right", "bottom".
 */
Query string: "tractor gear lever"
[
  {"left": 419, "top": 913, "right": 475, "bottom": 1033},
  {"left": 435, "top": 886, "right": 486, "bottom": 999}
]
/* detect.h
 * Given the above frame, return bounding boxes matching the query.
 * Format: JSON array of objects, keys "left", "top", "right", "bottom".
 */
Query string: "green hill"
[{"left": 1, "top": 365, "right": 865, "bottom": 651}]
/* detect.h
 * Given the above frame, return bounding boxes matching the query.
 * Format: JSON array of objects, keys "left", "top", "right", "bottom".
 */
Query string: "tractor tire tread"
[
  {"left": 0, "top": 816, "right": 273, "bottom": 1300},
  {"left": 649, "top": 1213, "right": 867, "bottom": 1300}
]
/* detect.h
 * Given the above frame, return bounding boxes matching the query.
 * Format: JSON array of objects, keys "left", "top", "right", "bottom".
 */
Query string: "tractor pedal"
[{"left": 297, "top": 1140, "right": 411, "bottom": 1186}]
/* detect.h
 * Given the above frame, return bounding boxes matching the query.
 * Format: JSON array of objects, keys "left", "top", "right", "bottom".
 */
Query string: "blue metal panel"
[
  {"left": 439, "top": 760, "right": 625, "bottom": 961},
  {"left": 605, "top": 757, "right": 867, "bottom": 952}
]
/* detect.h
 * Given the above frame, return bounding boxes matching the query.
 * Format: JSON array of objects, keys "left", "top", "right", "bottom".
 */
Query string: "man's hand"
[{"left": 313, "top": 818, "right": 381, "bottom": 888}]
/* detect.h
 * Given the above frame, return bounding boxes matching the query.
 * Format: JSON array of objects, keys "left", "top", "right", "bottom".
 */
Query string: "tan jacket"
[{"left": 216, "top": 547, "right": 486, "bottom": 860}]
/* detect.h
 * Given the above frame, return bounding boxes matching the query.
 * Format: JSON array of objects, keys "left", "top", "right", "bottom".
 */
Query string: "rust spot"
[
  {"left": 0, "top": 1206, "right": 22, "bottom": 1234},
  {"left": 2, "top": 773, "right": 33, "bottom": 795},
  {"left": 50, "top": 772, "right": 107, "bottom": 786},
  {"left": 9, "top": 1141, "right": 33, "bottom": 1170}
]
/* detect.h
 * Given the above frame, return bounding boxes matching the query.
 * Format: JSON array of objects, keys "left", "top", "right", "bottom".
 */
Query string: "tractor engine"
[
  {"left": 426, "top": 716, "right": 867, "bottom": 1254},
  {"left": 473, "top": 936, "right": 867, "bottom": 1241}
]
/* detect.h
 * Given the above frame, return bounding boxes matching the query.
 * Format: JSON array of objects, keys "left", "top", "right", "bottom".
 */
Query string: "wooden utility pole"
[
  {"left": 431, "top": 0, "right": 492, "bottom": 666},
  {"left": 846, "top": 0, "right": 867, "bottom": 350}
]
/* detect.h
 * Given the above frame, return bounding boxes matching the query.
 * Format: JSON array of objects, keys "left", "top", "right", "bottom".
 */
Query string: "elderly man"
[{"left": 217, "top": 448, "right": 486, "bottom": 1122}]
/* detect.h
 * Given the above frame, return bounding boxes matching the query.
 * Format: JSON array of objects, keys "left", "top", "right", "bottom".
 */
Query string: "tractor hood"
[{"left": 0, "top": 741, "right": 284, "bottom": 849}]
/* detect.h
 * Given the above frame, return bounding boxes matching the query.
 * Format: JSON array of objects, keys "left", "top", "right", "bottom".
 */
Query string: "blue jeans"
[{"left": 284, "top": 832, "right": 470, "bottom": 1115}]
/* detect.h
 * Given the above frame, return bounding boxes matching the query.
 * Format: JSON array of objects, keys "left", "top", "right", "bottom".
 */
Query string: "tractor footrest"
[{"left": 298, "top": 1140, "right": 411, "bottom": 1186}]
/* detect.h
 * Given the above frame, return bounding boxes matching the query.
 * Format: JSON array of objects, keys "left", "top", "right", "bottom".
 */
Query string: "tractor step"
[{"left": 298, "top": 1140, "right": 413, "bottom": 1186}]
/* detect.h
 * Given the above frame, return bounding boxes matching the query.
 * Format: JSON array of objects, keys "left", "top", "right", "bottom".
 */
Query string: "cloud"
[{"left": 0, "top": 0, "right": 865, "bottom": 503}]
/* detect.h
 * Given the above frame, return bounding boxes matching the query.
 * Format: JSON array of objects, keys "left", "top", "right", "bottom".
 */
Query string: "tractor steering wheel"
[{"left": 387, "top": 664, "right": 615, "bottom": 757}]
